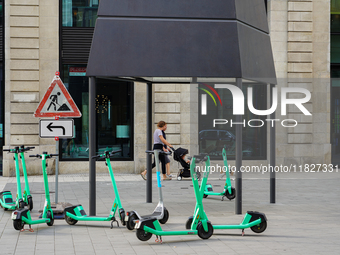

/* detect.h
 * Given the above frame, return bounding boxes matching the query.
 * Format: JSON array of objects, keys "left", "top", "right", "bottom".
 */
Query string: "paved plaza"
[{"left": 0, "top": 170, "right": 339, "bottom": 255}]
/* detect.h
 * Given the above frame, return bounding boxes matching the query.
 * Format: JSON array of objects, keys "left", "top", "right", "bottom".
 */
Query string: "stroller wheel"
[{"left": 177, "top": 176, "right": 182, "bottom": 181}]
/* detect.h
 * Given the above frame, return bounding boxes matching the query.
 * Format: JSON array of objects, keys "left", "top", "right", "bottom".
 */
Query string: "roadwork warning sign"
[{"left": 34, "top": 72, "right": 82, "bottom": 118}]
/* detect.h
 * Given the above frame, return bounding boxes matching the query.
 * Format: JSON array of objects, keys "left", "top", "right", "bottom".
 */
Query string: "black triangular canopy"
[{"left": 87, "top": 0, "right": 276, "bottom": 84}]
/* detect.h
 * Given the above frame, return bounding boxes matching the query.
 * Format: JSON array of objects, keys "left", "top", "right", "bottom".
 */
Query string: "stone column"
[{"left": 3, "top": 0, "right": 59, "bottom": 176}]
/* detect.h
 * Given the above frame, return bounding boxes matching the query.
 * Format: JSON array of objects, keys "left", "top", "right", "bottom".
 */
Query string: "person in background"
[{"left": 141, "top": 121, "right": 173, "bottom": 181}]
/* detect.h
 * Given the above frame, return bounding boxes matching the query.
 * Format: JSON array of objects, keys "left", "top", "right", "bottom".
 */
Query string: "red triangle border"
[{"left": 34, "top": 76, "right": 82, "bottom": 118}]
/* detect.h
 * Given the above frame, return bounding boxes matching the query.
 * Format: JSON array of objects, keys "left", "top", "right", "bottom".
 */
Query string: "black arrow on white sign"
[{"left": 47, "top": 123, "right": 65, "bottom": 135}]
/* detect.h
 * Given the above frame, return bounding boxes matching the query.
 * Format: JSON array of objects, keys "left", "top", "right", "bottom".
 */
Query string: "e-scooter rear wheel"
[
  {"left": 65, "top": 215, "right": 78, "bottom": 225},
  {"left": 250, "top": 221, "right": 267, "bottom": 233},
  {"left": 158, "top": 208, "right": 169, "bottom": 224},
  {"left": 126, "top": 213, "right": 138, "bottom": 230},
  {"left": 136, "top": 229, "right": 153, "bottom": 241},
  {"left": 225, "top": 187, "right": 236, "bottom": 200},
  {"left": 13, "top": 219, "right": 24, "bottom": 231},
  {"left": 197, "top": 222, "right": 213, "bottom": 239},
  {"left": 27, "top": 197, "right": 33, "bottom": 211},
  {"left": 46, "top": 211, "right": 54, "bottom": 226}
]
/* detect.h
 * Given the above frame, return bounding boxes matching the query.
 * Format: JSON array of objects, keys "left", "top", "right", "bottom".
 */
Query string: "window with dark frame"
[
  {"left": 60, "top": 65, "right": 134, "bottom": 161},
  {"left": 62, "top": 0, "right": 100, "bottom": 28},
  {"left": 198, "top": 83, "right": 267, "bottom": 161},
  {"left": 60, "top": 1, "right": 134, "bottom": 161}
]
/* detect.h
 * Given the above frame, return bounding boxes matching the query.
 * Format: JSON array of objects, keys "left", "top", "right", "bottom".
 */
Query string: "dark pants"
[{"left": 152, "top": 144, "right": 166, "bottom": 174}]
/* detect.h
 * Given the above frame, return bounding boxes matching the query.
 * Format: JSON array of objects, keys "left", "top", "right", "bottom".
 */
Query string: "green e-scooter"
[
  {"left": 0, "top": 146, "right": 35, "bottom": 211},
  {"left": 187, "top": 150, "right": 267, "bottom": 236},
  {"left": 134, "top": 154, "right": 213, "bottom": 243},
  {"left": 64, "top": 150, "right": 126, "bottom": 228},
  {"left": 12, "top": 152, "right": 57, "bottom": 231},
  {"left": 204, "top": 148, "right": 236, "bottom": 201}
]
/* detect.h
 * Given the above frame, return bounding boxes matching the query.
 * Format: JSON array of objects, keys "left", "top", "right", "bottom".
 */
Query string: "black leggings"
[{"left": 151, "top": 144, "right": 166, "bottom": 174}]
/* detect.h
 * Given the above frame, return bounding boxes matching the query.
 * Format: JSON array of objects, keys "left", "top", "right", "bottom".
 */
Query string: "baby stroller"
[{"left": 172, "top": 147, "right": 201, "bottom": 181}]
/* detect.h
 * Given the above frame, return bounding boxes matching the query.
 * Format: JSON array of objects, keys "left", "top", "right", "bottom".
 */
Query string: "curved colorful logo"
[{"left": 198, "top": 83, "right": 222, "bottom": 115}]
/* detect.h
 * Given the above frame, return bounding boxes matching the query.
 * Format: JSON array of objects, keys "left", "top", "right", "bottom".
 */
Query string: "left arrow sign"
[
  {"left": 39, "top": 119, "right": 74, "bottom": 138},
  {"left": 47, "top": 123, "right": 66, "bottom": 135}
]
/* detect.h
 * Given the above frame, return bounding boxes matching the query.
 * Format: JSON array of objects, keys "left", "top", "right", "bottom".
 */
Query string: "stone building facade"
[
  {"left": 0, "top": 0, "right": 332, "bottom": 176},
  {"left": 269, "top": 0, "right": 331, "bottom": 166}
]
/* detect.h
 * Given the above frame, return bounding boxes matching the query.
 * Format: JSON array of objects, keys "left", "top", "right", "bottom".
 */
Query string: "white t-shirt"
[{"left": 153, "top": 129, "right": 163, "bottom": 144}]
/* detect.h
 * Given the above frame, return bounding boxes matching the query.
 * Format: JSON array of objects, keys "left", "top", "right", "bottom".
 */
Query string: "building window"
[
  {"left": 62, "top": 0, "right": 100, "bottom": 27},
  {"left": 198, "top": 83, "right": 267, "bottom": 160},
  {"left": 60, "top": 65, "right": 134, "bottom": 160}
]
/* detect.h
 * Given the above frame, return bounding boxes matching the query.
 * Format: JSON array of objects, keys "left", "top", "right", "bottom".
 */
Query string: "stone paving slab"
[{"left": 0, "top": 171, "right": 340, "bottom": 254}]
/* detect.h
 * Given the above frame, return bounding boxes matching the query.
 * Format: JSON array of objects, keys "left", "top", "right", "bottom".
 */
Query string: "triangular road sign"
[{"left": 34, "top": 72, "right": 82, "bottom": 118}]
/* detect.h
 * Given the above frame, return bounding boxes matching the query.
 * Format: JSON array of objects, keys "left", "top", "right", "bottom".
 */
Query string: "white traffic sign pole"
[{"left": 55, "top": 117, "right": 59, "bottom": 204}]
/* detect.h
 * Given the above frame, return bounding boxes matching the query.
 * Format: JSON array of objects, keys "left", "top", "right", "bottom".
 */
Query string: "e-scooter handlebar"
[
  {"left": 109, "top": 149, "right": 122, "bottom": 156},
  {"left": 145, "top": 150, "right": 171, "bottom": 155},
  {"left": 20, "top": 145, "right": 35, "bottom": 152},
  {"left": 193, "top": 153, "right": 209, "bottom": 163},
  {"left": 91, "top": 149, "right": 122, "bottom": 160},
  {"left": 29, "top": 153, "right": 58, "bottom": 158},
  {"left": 29, "top": 154, "right": 40, "bottom": 158},
  {"left": 3, "top": 147, "right": 20, "bottom": 153}
]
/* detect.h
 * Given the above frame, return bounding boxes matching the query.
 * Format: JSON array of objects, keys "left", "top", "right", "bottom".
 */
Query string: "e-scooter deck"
[{"left": 64, "top": 150, "right": 126, "bottom": 228}]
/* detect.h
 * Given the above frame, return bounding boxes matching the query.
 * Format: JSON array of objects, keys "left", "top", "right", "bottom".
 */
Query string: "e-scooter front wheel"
[
  {"left": 13, "top": 219, "right": 24, "bottom": 231},
  {"left": 250, "top": 221, "right": 267, "bottom": 233},
  {"left": 65, "top": 215, "right": 78, "bottom": 225},
  {"left": 158, "top": 208, "right": 169, "bottom": 224},
  {"left": 225, "top": 187, "right": 236, "bottom": 200},
  {"left": 27, "top": 197, "right": 33, "bottom": 211},
  {"left": 18, "top": 201, "right": 25, "bottom": 209},
  {"left": 119, "top": 210, "right": 126, "bottom": 226},
  {"left": 46, "top": 211, "right": 54, "bottom": 226},
  {"left": 185, "top": 216, "right": 193, "bottom": 229},
  {"left": 197, "top": 222, "right": 213, "bottom": 239},
  {"left": 136, "top": 228, "right": 153, "bottom": 241}
]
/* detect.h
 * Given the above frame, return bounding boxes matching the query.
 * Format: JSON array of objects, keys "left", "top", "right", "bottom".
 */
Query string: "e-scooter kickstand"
[{"left": 111, "top": 218, "right": 119, "bottom": 229}]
